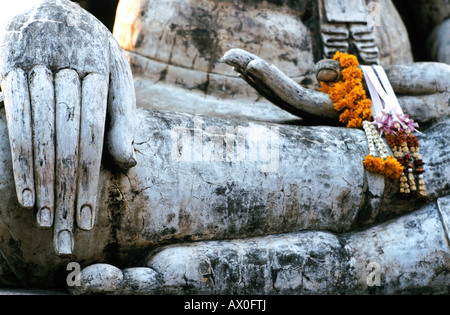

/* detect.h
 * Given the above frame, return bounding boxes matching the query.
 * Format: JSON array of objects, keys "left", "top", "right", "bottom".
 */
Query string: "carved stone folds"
[{"left": 319, "top": 0, "right": 379, "bottom": 64}]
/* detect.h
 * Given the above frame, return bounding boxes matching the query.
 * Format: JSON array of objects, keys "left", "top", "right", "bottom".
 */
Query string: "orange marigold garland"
[
  {"left": 319, "top": 51, "right": 403, "bottom": 180},
  {"left": 319, "top": 51, "right": 372, "bottom": 128},
  {"left": 319, "top": 51, "right": 428, "bottom": 199},
  {"left": 362, "top": 120, "right": 404, "bottom": 179}
]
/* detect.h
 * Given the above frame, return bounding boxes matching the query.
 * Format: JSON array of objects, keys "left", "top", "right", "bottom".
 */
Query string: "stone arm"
[
  {"left": 221, "top": 49, "right": 339, "bottom": 125},
  {"left": 0, "top": 0, "right": 136, "bottom": 255},
  {"left": 222, "top": 48, "right": 450, "bottom": 125},
  {"left": 0, "top": 107, "right": 449, "bottom": 288}
]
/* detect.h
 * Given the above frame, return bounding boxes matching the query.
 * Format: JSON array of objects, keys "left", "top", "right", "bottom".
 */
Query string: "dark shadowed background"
[{"left": 73, "top": 0, "right": 119, "bottom": 31}]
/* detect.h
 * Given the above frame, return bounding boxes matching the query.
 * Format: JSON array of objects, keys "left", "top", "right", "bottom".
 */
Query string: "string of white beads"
[{"left": 363, "top": 121, "right": 388, "bottom": 159}]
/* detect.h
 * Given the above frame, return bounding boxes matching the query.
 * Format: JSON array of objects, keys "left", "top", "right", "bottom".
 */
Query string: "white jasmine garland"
[{"left": 363, "top": 120, "right": 388, "bottom": 158}]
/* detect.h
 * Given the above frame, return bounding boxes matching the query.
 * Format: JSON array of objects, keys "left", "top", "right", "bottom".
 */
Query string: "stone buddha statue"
[{"left": 0, "top": 0, "right": 448, "bottom": 294}]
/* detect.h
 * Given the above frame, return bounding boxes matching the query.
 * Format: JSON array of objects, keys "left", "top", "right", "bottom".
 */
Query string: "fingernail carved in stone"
[
  {"left": 56, "top": 230, "right": 73, "bottom": 255},
  {"left": 37, "top": 206, "right": 53, "bottom": 228},
  {"left": 78, "top": 204, "right": 94, "bottom": 230},
  {"left": 21, "top": 188, "right": 34, "bottom": 209}
]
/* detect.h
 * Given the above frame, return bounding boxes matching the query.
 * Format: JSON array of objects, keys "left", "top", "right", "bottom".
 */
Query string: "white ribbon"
[
  {"left": 361, "top": 65, "right": 404, "bottom": 118},
  {"left": 361, "top": 65, "right": 420, "bottom": 134},
  {"left": 361, "top": 65, "right": 384, "bottom": 118},
  {"left": 373, "top": 65, "right": 405, "bottom": 116}
]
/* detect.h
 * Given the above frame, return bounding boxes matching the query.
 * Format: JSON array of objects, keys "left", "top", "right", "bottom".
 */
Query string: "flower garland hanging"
[
  {"left": 361, "top": 64, "right": 427, "bottom": 200},
  {"left": 319, "top": 52, "right": 372, "bottom": 128},
  {"left": 362, "top": 120, "right": 403, "bottom": 179},
  {"left": 319, "top": 52, "right": 403, "bottom": 180},
  {"left": 383, "top": 123, "right": 427, "bottom": 198}
]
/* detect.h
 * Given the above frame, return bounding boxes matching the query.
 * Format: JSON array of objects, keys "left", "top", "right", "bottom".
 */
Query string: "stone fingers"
[
  {"left": 54, "top": 71, "right": 108, "bottom": 254},
  {"left": 106, "top": 38, "right": 137, "bottom": 170},
  {"left": 29, "top": 66, "right": 56, "bottom": 228},
  {"left": 55, "top": 71, "right": 108, "bottom": 254},
  {"left": 244, "top": 57, "right": 338, "bottom": 121},
  {"left": 76, "top": 73, "right": 108, "bottom": 231},
  {"left": 222, "top": 48, "right": 338, "bottom": 122},
  {"left": 3, "top": 67, "right": 108, "bottom": 255},
  {"left": 221, "top": 48, "right": 258, "bottom": 73},
  {"left": 54, "top": 69, "right": 81, "bottom": 255},
  {"left": 2, "top": 68, "right": 35, "bottom": 209}
]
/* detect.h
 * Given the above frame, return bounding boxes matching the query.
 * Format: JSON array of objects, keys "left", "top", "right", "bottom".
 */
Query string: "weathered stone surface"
[
  {"left": 70, "top": 266, "right": 162, "bottom": 295},
  {"left": 69, "top": 263, "right": 123, "bottom": 295},
  {"left": 384, "top": 62, "right": 450, "bottom": 124},
  {"left": 147, "top": 231, "right": 347, "bottom": 294},
  {"left": 0, "top": 106, "right": 449, "bottom": 288},
  {"left": 118, "top": 267, "right": 163, "bottom": 295},
  {"left": 139, "top": 196, "right": 448, "bottom": 295},
  {"left": 344, "top": 196, "right": 450, "bottom": 294},
  {"left": 114, "top": 0, "right": 317, "bottom": 85},
  {"left": 130, "top": 68, "right": 300, "bottom": 124},
  {"left": 0, "top": 0, "right": 109, "bottom": 81},
  {"left": 101, "top": 108, "right": 371, "bottom": 247},
  {"left": 315, "top": 59, "right": 341, "bottom": 82}
]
